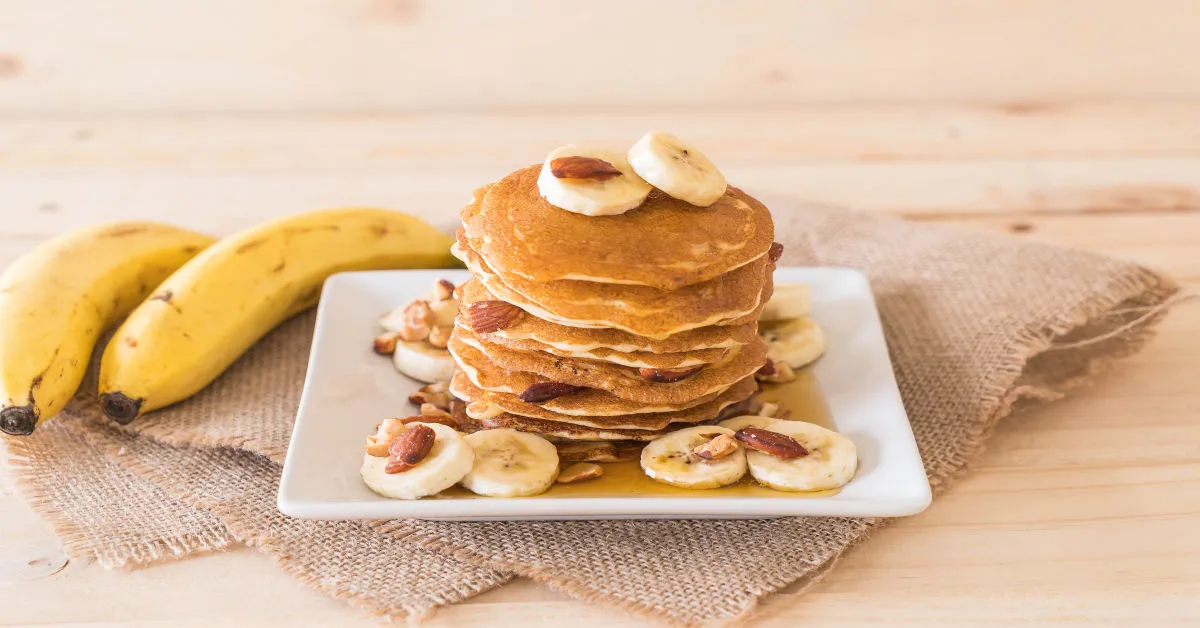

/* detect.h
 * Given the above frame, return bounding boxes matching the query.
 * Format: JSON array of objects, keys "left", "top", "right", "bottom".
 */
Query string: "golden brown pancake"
[
  {"left": 453, "top": 230, "right": 773, "bottom": 338},
  {"left": 450, "top": 327, "right": 768, "bottom": 406},
  {"left": 449, "top": 339, "right": 740, "bottom": 415},
  {"left": 485, "top": 334, "right": 728, "bottom": 369},
  {"left": 450, "top": 371, "right": 756, "bottom": 430},
  {"left": 462, "top": 166, "right": 774, "bottom": 290},
  {"left": 457, "top": 279, "right": 760, "bottom": 353}
]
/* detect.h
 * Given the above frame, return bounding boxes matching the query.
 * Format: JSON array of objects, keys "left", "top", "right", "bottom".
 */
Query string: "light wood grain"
[
  {"left": 4, "top": 0, "right": 1200, "bottom": 113},
  {"left": 2, "top": 101, "right": 1200, "bottom": 625}
]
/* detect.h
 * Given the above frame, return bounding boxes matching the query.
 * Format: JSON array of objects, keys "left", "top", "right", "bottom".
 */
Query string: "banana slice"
[
  {"left": 718, "top": 416, "right": 857, "bottom": 492},
  {"left": 537, "top": 146, "right": 652, "bottom": 216},
  {"left": 761, "top": 317, "right": 826, "bottom": 369},
  {"left": 393, "top": 340, "right": 457, "bottom": 384},
  {"left": 758, "top": 283, "right": 811, "bottom": 322},
  {"left": 627, "top": 132, "right": 727, "bottom": 207},
  {"left": 640, "top": 425, "right": 747, "bottom": 489},
  {"left": 361, "top": 422, "right": 475, "bottom": 500},
  {"left": 460, "top": 428, "right": 560, "bottom": 497}
]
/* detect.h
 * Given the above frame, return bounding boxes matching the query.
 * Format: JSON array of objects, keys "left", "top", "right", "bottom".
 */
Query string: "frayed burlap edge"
[{"left": 2, "top": 435, "right": 236, "bottom": 569}]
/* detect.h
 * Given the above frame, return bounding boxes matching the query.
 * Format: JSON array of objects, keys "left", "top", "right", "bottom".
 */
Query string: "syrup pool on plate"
[{"left": 439, "top": 368, "right": 842, "bottom": 499}]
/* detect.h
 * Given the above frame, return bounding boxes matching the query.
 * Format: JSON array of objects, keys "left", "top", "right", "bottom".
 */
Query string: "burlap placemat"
[{"left": 3, "top": 202, "right": 1181, "bottom": 626}]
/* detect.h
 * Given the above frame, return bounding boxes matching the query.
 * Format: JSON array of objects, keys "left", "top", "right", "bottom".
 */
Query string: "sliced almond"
[
  {"left": 768, "top": 241, "right": 784, "bottom": 263},
  {"left": 734, "top": 427, "right": 808, "bottom": 459},
  {"left": 557, "top": 462, "right": 604, "bottom": 484},
  {"left": 692, "top": 433, "right": 740, "bottom": 460},
  {"left": 397, "top": 413, "right": 458, "bottom": 430},
  {"left": 398, "top": 300, "right": 434, "bottom": 341},
  {"left": 465, "top": 300, "right": 524, "bottom": 333},
  {"left": 549, "top": 156, "right": 623, "bottom": 181},
  {"left": 365, "top": 418, "right": 408, "bottom": 457},
  {"left": 408, "top": 381, "right": 451, "bottom": 410},
  {"left": 385, "top": 423, "right": 436, "bottom": 473}
]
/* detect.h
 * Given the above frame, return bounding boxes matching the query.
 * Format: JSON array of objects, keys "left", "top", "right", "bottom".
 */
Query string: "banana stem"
[
  {"left": 99, "top": 392, "right": 143, "bottom": 424},
  {"left": 0, "top": 406, "right": 37, "bottom": 435}
]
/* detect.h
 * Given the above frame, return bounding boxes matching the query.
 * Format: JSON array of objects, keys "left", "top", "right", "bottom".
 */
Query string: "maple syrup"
[{"left": 439, "top": 368, "right": 840, "bottom": 499}]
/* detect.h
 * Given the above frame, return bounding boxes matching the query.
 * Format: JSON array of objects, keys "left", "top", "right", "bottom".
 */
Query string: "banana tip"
[
  {"left": 100, "top": 392, "right": 143, "bottom": 424},
  {"left": 0, "top": 406, "right": 37, "bottom": 436}
]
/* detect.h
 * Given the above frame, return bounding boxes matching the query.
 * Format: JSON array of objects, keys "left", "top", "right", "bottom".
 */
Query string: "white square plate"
[{"left": 278, "top": 268, "right": 931, "bottom": 520}]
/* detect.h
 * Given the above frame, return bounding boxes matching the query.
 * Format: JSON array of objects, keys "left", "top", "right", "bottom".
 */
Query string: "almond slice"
[
  {"left": 638, "top": 366, "right": 702, "bottom": 383},
  {"left": 465, "top": 300, "right": 524, "bottom": 333},
  {"left": 386, "top": 423, "right": 436, "bottom": 473},
  {"left": 693, "top": 433, "right": 740, "bottom": 460},
  {"left": 734, "top": 427, "right": 808, "bottom": 459},
  {"left": 549, "top": 156, "right": 623, "bottom": 181},
  {"left": 557, "top": 462, "right": 604, "bottom": 484},
  {"left": 518, "top": 381, "right": 584, "bottom": 403}
]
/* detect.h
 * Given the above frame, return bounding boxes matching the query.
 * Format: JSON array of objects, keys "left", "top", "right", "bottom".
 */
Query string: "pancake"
[
  {"left": 453, "top": 230, "right": 773, "bottom": 337},
  {"left": 462, "top": 166, "right": 774, "bottom": 290},
  {"left": 451, "top": 327, "right": 768, "bottom": 405},
  {"left": 458, "top": 279, "right": 759, "bottom": 353},
  {"left": 485, "top": 334, "right": 729, "bottom": 369},
  {"left": 450, "top": 371, "right": 756, "bottom": 430},
  {"left": 449, "top": 339, "right": 740, "bottom": 415}
]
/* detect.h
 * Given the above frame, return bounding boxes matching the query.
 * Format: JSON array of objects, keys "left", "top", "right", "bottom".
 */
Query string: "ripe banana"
[
  {"left": 393, "top": 340, "right": 457, "bottom": 384},
  {"left": 762, "top": 317, "right": 826, "bottom": 369},
  {"left": 627, "top": 131, "right": 727, "bottom": 207},
  {"left": 719, "top": 416, "right": 857, "bottom": 491},
  {"left": 537, "top": 146, "right": 652, "bottom": 216},
  {"left": 460, "top": 428, "right": 560, "bottom": 497},
  {"left": 361, "top": 422, "right": 475, "bottom": 500},
  {"left": 758, "top": 283, "right": 811, "bottom": 321},
  {"left": 640, "top": 425, "right": 747, "bottom": 489},
  {"left": 0, "top": 223, "right": 214, "bottom": 435},
  {"left": 98, "top": 209, "right": 459, "bottom": 423}
]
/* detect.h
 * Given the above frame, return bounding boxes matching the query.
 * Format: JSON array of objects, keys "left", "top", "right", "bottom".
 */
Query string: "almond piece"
[
  {"left": 759, "top": 401, "right": 780, "bottom": 417},
  {"left": 768, "top": 241, "right": 784, "bottom": 263},
  {"left": 433, "top": 278, "right": 455, "bottom": 301},
  {"left": 372, "top": 331, "right": 402, "bottom": 355},
  {"left": 638, "top": 366, "right": 702, "bottom": 383},
  {"left": 518, "top": 381, "right": 584, "bottom": 403},
  {"left": 756, "top": 359, "right": 776, "bottom": 376},
  {"left": 693, "top": 433, "right": 740, "bottom": 460},
  {"left": 549, "top": 156, "right": 623, "bottom": 181},
  {"left": 365, "top": 418, "right": 408, "bottom": 457},
  {"left": 409, "top": 381, "right": 451, "bottom": 409},
  {"left": 734, "top": 427, "right": 808, "bottom": 459},
  {"left": 398, "top": 300, "right": 434, "bottom": 341},
  {"left": 465, "top": 300, "right": 524, "bottom": 333},
  {"left": 756, "top": 360, "right": 796, "bottom": 383},
  {"left": 385, "top": 423, "right": 436, "bottom": 473},
  {"left": 557, "top": 462, "right": 604, "bottom": 484},
  {"left": 427, "top": 325, "right": 451, "bottom": 349}
]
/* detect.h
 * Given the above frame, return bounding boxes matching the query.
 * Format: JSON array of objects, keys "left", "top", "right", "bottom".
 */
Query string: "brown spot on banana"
[
  {"left": 125, "top": 337, "right": 138, "bottom": 348},
  {"left": 236, "top": 238, "right": 267, "bottom": 254},
  {"left": 101, "top": 226, "right": 149, "bottom": 238},
  {"left": 0, "top": 406, "right": 36, "bottom": 435},
  {"left": 272, "top": 260, "right": 286, "bottom": 273},
  {"left": 99, "top": 392, "right": 144, "bottom": 424},
  {"left": 150, "top": 290, "right": 183, "bottom": 314}
]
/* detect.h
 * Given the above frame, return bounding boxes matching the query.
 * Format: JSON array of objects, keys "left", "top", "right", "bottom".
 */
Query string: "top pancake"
[{"left": 463, "top": 166, "right": 775, "bottom": 290}]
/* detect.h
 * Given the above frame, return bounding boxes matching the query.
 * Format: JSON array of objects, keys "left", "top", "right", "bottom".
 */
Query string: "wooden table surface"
[{"left": 2, "top": 2, "right": 1200, "bottom": 625}]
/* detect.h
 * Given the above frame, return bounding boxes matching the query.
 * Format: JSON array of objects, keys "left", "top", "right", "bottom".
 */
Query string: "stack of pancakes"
[{"left": 447, "top": 165, "right": 777, "bottom": 442}]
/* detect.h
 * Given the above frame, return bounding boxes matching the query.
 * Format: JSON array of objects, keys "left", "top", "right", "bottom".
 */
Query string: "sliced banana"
[
  {"left": 761, "top": 317, "right": 826, "bottom": 369},
  {"left": 393, "top": 340, "right": 457, "bottom": 383},
  {"left": 460, "top": 428, "right": 560, "bottom": 497},
  {"left": 640, "top": 425, "right": 747, "bottom": 489},
  {"left": 537, "top": 146, "right": 652, "bottom": 216},
  {"left": 758, "top": 283, "right": 811, "bottom": 321},
  {"left": 361, "top": 422, "right": 475, "bottom": 500},
  {"left": 627, "top": 132, "right": 727, "bottom": 207},
  {"left": 718, "top": 416, "right": 857, "bottom": 492}
]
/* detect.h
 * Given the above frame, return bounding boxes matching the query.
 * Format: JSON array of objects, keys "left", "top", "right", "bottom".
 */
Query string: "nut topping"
[
  {"left": 385, "top": 423, "right": 436, "bottom": 473},
  {"left": 693, "top": 433, "right": 740, "bottom": 460},
  {"left": 465, "top": 300, "right": 524, "bottom": 333},
  {"left": 397, "top": 300, "right": 434, "bottom": 341},
  {"left": 734, "top": 427, "right": 808, "bottom": 459},
  {"left": 557, "top": 462, "right": 604, "bottom": 484},
  {"left": 518, "top": 381, "right": 584, "bottom": 403},
  {"left": 372, "top": 331, "right": 402, "bottom": 355},
  {"left": 409, "top": 381, "right": 451, "bottom": 410},
  {"left": 549, "top": 156, "right": 623, "bottom": 181},
  {"left": 433, "top": 278, "right": 456, "bottom": 301},
  {"left": 768, "top": 241, "right": 784, "bottom": 263},
  {"left": 756, "top": 359, "right": 796, "bottom": 383},
  {"left": 397, "top": 412, "right": 458, "bottom": 430},
  {"left": 427, "top": 325, "right": 451, "bottom": 349},
  {"left": 364, "top": 418, "right": 408, "bottom": 457},
  {"left": 638, "top": 366, "right": 702, "bottom": 383}
]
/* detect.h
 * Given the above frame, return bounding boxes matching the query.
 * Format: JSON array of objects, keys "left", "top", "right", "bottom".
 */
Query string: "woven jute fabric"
[{"left": 3, "top": 203, "right": 1180, "bottom": 626}]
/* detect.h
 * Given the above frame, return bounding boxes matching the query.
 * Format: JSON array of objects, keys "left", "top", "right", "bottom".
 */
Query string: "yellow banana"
[
  {"left": 0, "top": 223, "right": 215, "bottom": 435},
  {"left": 98, "top": 208, "right": 459, "bottom": 423}
]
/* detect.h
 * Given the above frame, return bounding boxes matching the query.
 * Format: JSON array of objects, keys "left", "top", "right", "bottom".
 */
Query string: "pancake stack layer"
[{"left": 447, "top": 164, "right": 777, "bottom": 442}]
